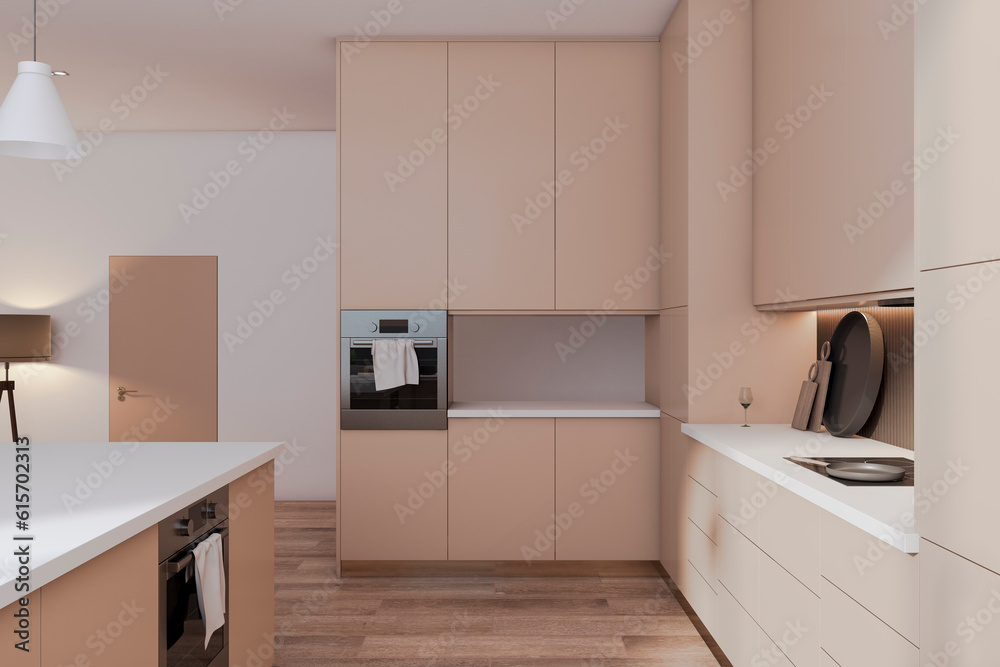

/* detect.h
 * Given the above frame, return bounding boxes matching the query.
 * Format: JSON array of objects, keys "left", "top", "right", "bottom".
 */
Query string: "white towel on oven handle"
[
  {"left": 192, "top": 532, "right": 226, "bottom": 650},
  {"left": 373, "top": 339, "right": 420, "bottom": 391}
]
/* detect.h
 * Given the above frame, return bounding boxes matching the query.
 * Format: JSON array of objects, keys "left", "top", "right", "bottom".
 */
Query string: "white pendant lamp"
[{"left": 0, "top": 0, "right": 77, "bottom": 160}]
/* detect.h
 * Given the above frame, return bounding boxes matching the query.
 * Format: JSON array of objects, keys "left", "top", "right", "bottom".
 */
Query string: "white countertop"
[
  {"left": 681, "top": 424, "right": 919, "bottom": 554},
  {"left": 0, "top": 441, "right": 284, "bottom": 608},
  {"left": 448, "top": 401, "right": 661, "bottom": 418}
]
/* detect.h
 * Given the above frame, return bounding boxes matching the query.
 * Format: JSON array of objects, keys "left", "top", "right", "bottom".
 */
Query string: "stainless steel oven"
[
  {"left": 341, "top": 310, "right": 448, "bottom": 430},
  {"left": 159, "top": 488, "right": 229, "bottom": 667}
]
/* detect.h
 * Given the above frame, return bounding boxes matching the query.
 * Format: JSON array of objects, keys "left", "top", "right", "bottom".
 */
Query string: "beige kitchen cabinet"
[
  {"left": 821, "top": 578, "right": 918, "bottom": 667},
  {"left": 717, "top": 585, "right": 760, "bottom": 667},
  {"left": 920, "top": 539, "right": 1000, "bottom": 667},
  {"left": 659, "top": 415, "right": 686, "bottom": 578},
  {"left": 753, "top": 0, "right": 914, "bottom": 306},
  {"left": 339, "top": 41, "right": 448, "bottom": 310},
  {"left": 555, "top": 42, "right": 660, "bottom": 311},
  {"left": 229, "top": 463, "right": 275, "bottom": 666},
  {"left": 916, "top": 1, "right": 1000, "bottom": 271},
  {"left": 448, "top": 418, "right": 555, "bottom": 560},
  {"left": 555, "top": 418, "right": 659, "bottom": 560},
  {"left": 718, "top": 517, "right": 760, "bottom": 622},
  {"left": 340, "top": 430, "right": 448, "bottom": 560},
  {"left": 448, "top": 42, "right": 556, "bottom": 311},
  {"left": 40, "top": 527, "right": 158, "bottom": 666},
  {"left": 760, "top": 553, "right": 821, "bottom": 667},
  {"left": 822, "top": 512, "right": 918, "bottom": 645},
  {"left": 917, "top": 261, "right": 1000, "bottom": 574},
  {"left": 758, "top": 484, "right": 822, "bottom": 596}
]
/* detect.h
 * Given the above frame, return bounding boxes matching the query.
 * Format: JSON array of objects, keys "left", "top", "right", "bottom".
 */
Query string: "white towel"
[
  {"left": 373, "top": 339, "right": 420, "bottom": 391},
  {"left": 192, "top": 533, "right": 226, "bottom": 649}
]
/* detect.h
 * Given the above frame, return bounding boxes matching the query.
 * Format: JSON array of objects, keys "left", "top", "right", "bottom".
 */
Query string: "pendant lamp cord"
[{"left": 33, "top": 0, "right": 37, "bottom": 62}]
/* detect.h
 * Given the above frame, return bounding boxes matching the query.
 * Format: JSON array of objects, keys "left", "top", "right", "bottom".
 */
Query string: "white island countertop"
[
  {"left": 681, "top": 424, "right": 918, "bottom": 554},
  {"left": 448, "top": 401, "right": 661, "bottom": 418},
  {"left": 0, "top": 441, "right": 284, "bottom": 609}
]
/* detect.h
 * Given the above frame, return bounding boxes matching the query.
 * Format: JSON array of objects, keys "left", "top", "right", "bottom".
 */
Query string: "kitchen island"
[{"left": 1, "top": 440, "right": 284, "bottom": 666}]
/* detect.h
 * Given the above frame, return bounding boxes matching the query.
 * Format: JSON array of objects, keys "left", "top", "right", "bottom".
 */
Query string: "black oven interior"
[{"left": 348, "top": 345, "right": 440, "bottom": 410}]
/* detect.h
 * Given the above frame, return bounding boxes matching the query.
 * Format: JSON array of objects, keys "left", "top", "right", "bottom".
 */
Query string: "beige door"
[
  {"left": 555, "top": 42, "right": 660, "bottom": 311},
  {"left": 448, "top": 42, "right": 556, "bottom": 311},
  {"left": 339, "top": 41, "right": 448, "bottom": 310},
  {"left": 109, "top": 256, "right": 218, "bottom": 442}
]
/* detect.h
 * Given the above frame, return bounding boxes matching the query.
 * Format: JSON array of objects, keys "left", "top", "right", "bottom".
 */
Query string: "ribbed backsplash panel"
[{"left": 817, "top": 306, "right": 914, "bottom": 450}]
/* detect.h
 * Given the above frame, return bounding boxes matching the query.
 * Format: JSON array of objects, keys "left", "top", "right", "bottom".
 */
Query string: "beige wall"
[{"left": 0, "top": 132, "right": 337, "bottom": 500}]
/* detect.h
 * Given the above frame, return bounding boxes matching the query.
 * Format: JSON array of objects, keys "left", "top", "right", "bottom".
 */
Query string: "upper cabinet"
[
  {"left": 916, "top": 1, "right": 1000, "bottom": 271},
  {"left": 555, "top": 42, "right": 661, "bottom": 311},
  {"left": 339, "top": 41, "right": 660, "bottom": 312},
  {"left": 448, "top": 42, "right": 556, "bottom": 311},
  {"left": 339, "top": 42, "right": 448, "bottom": 310},
  {"left": 753, "top": 0, "right": 914, "bottom": 307}
]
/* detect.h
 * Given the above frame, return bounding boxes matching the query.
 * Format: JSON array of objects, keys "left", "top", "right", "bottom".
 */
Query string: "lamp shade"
[
  {"left": 0, "top": 314, "right": 51, "bottom": 362},
  {"left": 0, "top": 61, "right": 78, "bottom": 160}
]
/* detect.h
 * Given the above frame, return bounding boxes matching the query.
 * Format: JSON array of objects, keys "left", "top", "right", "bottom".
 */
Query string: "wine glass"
[{"left": 739, "top": 387, "right": 753, "bottom": 427}]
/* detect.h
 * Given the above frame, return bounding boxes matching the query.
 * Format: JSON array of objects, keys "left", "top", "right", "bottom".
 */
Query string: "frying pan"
[{"left": 789, "top": 457, "right": 905, "bottom": 482}]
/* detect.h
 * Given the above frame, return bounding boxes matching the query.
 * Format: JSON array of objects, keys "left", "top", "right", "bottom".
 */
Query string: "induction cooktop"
[{"left": 784, "top": 456, "right": 915, "bottom": 487}]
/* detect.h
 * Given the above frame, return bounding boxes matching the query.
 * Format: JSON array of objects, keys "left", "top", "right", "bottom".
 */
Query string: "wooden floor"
[{"left": 274, "top": 501, "right": 724, "bottom": 666}]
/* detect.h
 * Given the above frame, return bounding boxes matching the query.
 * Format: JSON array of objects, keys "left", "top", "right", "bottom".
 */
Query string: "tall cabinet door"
[
  {"left": 448, "top": 42, "right": 556, "bottom": 311},
  {"left": 555, "top": 42, "right": 660, "bottom": 311},
  {"left": 340, "top": 42, "right": 448, "bottom": 310},
  {"left": 917, "top": 261, "right": 1000, "bottom": 575}
]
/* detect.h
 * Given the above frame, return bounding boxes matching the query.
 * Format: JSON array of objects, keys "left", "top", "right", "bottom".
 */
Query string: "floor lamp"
[{"left": 0, "top": 314, "right": 51, "bottom": 442}]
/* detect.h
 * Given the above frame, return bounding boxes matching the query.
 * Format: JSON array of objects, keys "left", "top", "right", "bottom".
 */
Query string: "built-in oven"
[
  {"left": 159, "top": 488, "right": 229, "bottom": 667},
  {"left": 341, "top": 310, "right": 448, "bottom": 430}
]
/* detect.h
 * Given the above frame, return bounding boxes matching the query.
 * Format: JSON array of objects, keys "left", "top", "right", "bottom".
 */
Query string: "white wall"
[
  {"left": 452, "top": 315, "right": 646, "bottom": 402},
  {"left": 0, "top": 131, "right": 337, "bottom": 500}
]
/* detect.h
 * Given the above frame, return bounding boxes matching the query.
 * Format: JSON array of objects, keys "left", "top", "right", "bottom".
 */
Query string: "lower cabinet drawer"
[
  {"left": 686, "top": 518, "right": 718, "bottom": 590},
  {"left": 821, "top": 578, "right": 918, "bottom": 667},
  {"left": 821, "top": 512, "right": 918, "bottom": 644},
  {"left": 686, "top": 475, "right": 718, "bottom": 540},
  {"left": 760, "top": 554, "right": 821, "bottom": 667},
  {"left": 821, "top": 650, "right": 840, "bottom": 666},
  {"left": 717, "top": 584, "right": 759, "bottom": 666},
  {"left": 759, "top": 485, "right": 822, "bottom": 596},
  {"left": 759, "top": 629, "right": 796, "bottom": 667},
  {"left": 719, "top": 517, "right": 760, "bottom": 621},
  {"left": 684, "top": 561, "right": 718, "bottom": 637}
]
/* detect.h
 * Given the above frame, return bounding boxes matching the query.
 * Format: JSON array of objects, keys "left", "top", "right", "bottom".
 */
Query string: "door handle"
[{"left": 117, "top": 387, "right": 139, "bottom": 402}]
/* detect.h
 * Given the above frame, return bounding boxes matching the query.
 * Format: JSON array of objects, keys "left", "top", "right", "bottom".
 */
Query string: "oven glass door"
[
  {"left": 163, "top": 530, "right": 228, "bottom": 667},
  {"left": 348, "top": 344, "right": 439, "bottom": 410}
]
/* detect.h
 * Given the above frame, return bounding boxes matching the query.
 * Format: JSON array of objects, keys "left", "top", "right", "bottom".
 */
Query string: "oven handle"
[
  {"left": 163, "top": 527, "right": 229, "bottom": 575},
  {"left": 351, "top": 339, "right": 437, "bottom": 348}
]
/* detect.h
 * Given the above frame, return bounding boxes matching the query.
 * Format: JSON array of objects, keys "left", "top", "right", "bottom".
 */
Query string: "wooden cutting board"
[
  {"left": 809, "top": 341, "right": 834, "bottom": 432},
  {"left": 792, "top": 362, "right": 819, "bottom": 431}
]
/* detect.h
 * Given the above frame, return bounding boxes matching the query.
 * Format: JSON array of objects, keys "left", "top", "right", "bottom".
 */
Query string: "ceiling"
[{"left": 0, "top": 0, "right": 679, "bottom": 131}]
